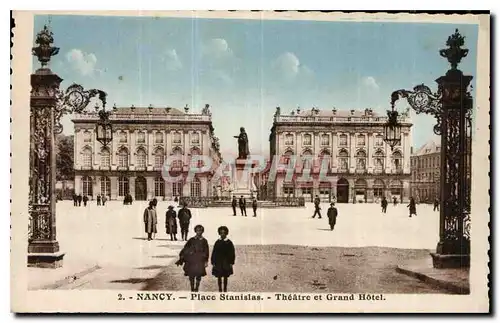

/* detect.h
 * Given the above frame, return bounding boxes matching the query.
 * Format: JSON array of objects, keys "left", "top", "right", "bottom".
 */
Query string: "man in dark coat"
[
  {"left": 433, "top": 198, "right": 439, "bottom": 211},
  {"left": 82, "top": 195, "right": 88, "bottom": 207},
  {"left": 407, "top": 197, "right": 417, "bottom": 218},
  {"left": 73, "top": 193, "right": 78, "bottom": 206},
  {"left": 231, "top": 196, "right": 237, "bottom": 216},
  {"left": 77, "top": 194, "right": 82, "bottom": 206},
  {"left": 327, "top": 202, "right": 338, "bottom": 231},
  {"left": 102, "top": 195, "right": 107, "bottom": 206},
  {"left": 239, "top": 196, "right": 247, "bottom": 216},
  {"left": 393, "top": 196, "right": 398, "bottom": 206},
  {"left": 178, "top": 204, "right": 192, "bottom": 241},
  {"left": 381, "top": 196, "right": 388, "bottom": 213},
  {"left": 252, "top": 197, "right": 258, "bottom": 217},
  {"left": 312, "top": 195, "right": 322, "bottom": 219},
  {"left": 97, "top": 194, "right": 101, "bottom": 206}
]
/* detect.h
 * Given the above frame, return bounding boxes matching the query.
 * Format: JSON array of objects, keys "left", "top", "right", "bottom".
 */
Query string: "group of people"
[
  {"left": 311, "top": 195, "right": 339, "bottom": 231},
  {"left": 96, "top": 194, "right": 107, "bottom": 206},
  {"left": 231, "top": 196, "right": 258, "bottom": 217},
  {"left": 142, "top": 199, "right": 236, "bottom": 292},
  {"left": 72, "top": 194, "right": 89, "bottom": 207}
]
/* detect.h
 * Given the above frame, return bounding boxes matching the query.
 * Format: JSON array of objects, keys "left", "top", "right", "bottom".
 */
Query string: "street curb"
[
  {"left": 395, "top": 266, "right": 469, "bottom": 294},
  {"left": 36, "top": 265, "right": 101, "bottom": 290}
]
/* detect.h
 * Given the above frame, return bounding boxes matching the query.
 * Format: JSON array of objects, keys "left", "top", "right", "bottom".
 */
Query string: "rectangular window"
[
  {"left": 357, "top": 135, "right": 366, "bottom": 146},
  {"left": 285, "top": 134, "right": 294, "bottom": 146},
  {"left": 339, "top": 135, "right": 348, "bottom": 146},
  {"left": 321, "top": 135, "right": 329, "bottom": 146},
  {"left": 283, "top": 187, "right": 294, "bottom": 195},
  {"left": 173, "top": 133, "right": 182, "bottom": 144}
]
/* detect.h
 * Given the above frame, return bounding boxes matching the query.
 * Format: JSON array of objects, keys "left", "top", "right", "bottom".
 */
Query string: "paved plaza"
[{"left": 29, "top": 200, "right": 446, "bottom": 292}]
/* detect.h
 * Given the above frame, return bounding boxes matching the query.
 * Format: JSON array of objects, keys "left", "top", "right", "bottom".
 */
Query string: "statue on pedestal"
[{"left": 233, "top": 127, "right": 250, "bottom": 159}]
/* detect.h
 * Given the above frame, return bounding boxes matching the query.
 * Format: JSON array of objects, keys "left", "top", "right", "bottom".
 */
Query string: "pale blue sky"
[{"left": 33, "top": 15, "right": 479, "bottom": 159}]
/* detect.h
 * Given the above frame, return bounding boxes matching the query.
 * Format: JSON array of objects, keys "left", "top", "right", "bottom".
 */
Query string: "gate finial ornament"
[
  {"left": 439, "top": 28, "right": 469, "bottom": 70},
  {"left": 32, "top": 25, "right": 60, "bottom": 68}
]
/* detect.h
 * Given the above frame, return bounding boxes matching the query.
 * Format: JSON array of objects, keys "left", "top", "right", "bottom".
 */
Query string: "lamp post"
[
  {"left": 383, "top": 29, "right": 472, "bottom": 268},
  {"left": 28, "top": 25, "right": 108, "bottom": 268}
]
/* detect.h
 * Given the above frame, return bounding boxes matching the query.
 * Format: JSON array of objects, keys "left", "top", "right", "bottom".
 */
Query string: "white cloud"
[
  {"left": 202, "top": 38, "right": 233, "bottom": 59},
  {"left": 66, "top": 49, "right": 98, "bottom": 76},
  {"left": 361, "top": 76, "right": 380, "bottom": 90},
  {"left": 164, "top": 49, "right": 182, "bottom": 71},
  {"left": 274, "top": 52, "right": 313, "bottom": 80}
]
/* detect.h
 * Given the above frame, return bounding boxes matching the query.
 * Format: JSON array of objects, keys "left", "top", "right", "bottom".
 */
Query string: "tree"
[{"left": 56, "top": 134, "right": 74, "bottom": 181}]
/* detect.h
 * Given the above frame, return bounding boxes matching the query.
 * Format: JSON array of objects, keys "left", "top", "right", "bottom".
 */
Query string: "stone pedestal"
[{"left": 231, "top": 159, "right": 257, "bottom": 199}]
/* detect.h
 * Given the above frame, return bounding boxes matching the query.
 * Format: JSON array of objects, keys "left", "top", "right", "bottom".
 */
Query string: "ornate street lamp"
[
  {"left": 383, "top": 102, "right": 402, "bottom": 151},
  {"left": 96, "top": 105, "right": 113, "bottom": 147},
  {"left": 383, "top": 29, "right": 473, "bottom": 269},
  {"left": 28, "top": 25, "right": 108, "bottom": 268}
]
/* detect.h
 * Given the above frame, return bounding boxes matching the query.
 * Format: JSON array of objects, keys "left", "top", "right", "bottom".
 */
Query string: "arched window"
[
  {"left": 190, "top": 177, "right": 201, "bottom": 197},
  {"left": 82, "top": 176, "right": 93, "bottom": 197},
  {"left": 375, "top": 135, "right": 384, "bottom": 147},
  {"left": 302, "top": 149, "right": 313, "bottom": 170},
  {"left": 190, "top": 147, "right": 203, "bottom": 168},
  {"left": 321, "top": 134, "right": 330, "bottom": 146},
  {"left": 282, "top": 149, "right": 294, "bottom": 165},
  {"left": 136, "top": 148, "right": 147, "bottom": 169},
  {"left": 338, "top": 149, "right": 349, "bottom": 171},
  {"left": 155, "top": 132, "right": 163, "bottom": 144},
  {"left": 100, "top": 148, "right": 110, "bottom": 168},
  {"left": 302, "top": 133, "right": 312, "bottom": 146},
  {"left": 82, "top": 147, "right": 92, "bottom": 168},
  {"left": 319, "top": 150, "right": 331, "bottom": 170},
  {"left": 374, "top": 149, "right": 385, "bottom": 172},
  {"left": 137, "top": 131, "right": 146, "bottom": 144},
  {"left": 171, "top": 148, "right": 183, "bottom": 171},
  {"left": 392, "top": 151, "right": 402, "bottom": 171},
  {"left": 100, "top": 176, "right": 111, "bottom": 198},
  {"left": 172, "top": 181, "right": 182, "bottom": 197},
  {"left": 285, "top": 134, "right": 294, "bottom": 145},
  {"left": 356, "top": 150, "right": 367, "bottom": 171},
  {"left": 118, "top": 148, "right": 129, "bottom": 168},
  {"left": 154, "top": 147, "right": 164, "bottom": 169},
  {"left": 154, "top": 177, "right": 165, "bottom": 197},
  {"left": 373, "top": 179, "right": 385, "bottom": 198},
  {"left": 339, "top": 134, "right": 348, "bottom": 146},
  {"left": 118, "top": 176, "right": 129, "bottom": 197}
]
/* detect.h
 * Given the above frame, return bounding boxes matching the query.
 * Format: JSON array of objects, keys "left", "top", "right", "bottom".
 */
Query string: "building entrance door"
[
  {"left": 135, "top": 176, "right": 147, "bottom": 200},
  {"left": 336, "top": 178, "right": 349, "bottom": 203}
]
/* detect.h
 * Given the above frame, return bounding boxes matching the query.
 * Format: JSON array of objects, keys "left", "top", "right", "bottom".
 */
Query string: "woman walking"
[
  {"left": 143, "top": 201, "right": 157, "bottom": 241},
  {"left": 176, "top": 225, "right": 209, "bottom": 292},
  {"left": 407, "top": 197, "right": 417, "bottom": 218},
  {"left": 211, "top": 226, "right": 235, "bottom": 293},
  {"left": 165, "top": 205, "right": 178, "bottom": 241}
]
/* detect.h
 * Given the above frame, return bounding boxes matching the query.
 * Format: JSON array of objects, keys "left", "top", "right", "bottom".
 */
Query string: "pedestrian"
[
  {"left": 327, "top": 202, "right": 338, "bottom": 231},
  {"left": 252, "top": 197, "right": 257, "bottom": 217},
  {"left": 178, "top": 204, "right": 192, "bottom": 241},
  {"left": 97, "top": 194, "right": 101, "bottom": 206},
  {"left": 381, "top": 196, "right": 388, "bottom": 214},
  {"left": 211, "top": 226, "right": 235, "bottom": 293},
  {"left": 77, "top": 194, "right": 82, "bottom": 206},
  {"left": 239, "top": 195, "right": 247, "bottom": 216},
  {"left": 143, "top": 200, "right": 157, "bottom": 241},
  {"left": 175, "top": 224, "right": 209, "bottom": 292},
  {"left": 165, "top": 205, "right": 178, "bottom": 241},
  {"left": 83, "top": 195, "right": 88, "bottom": 207},
  {"left": 174, "top": 196, "right": 179, "bottom": 203},
  {"left": 312, "top": 195, "right": 322, "bottom": 219},
  {"left": 393, "top": 196, "right": 398, "bottom": 206},
  {"left": 102, "top": 195, "right": 107, "bottom": 206},
  {"left": 407, "top": 197, "right": 417, "bottom": 218},
  {"left": 231, "top": 196, "right": 237, "bottom": 216},
  {"left": 73, "top": 193, "right": 77, "bottom": 206},
  {"left": 433, "top": 198, "right": 439, "bottom": 211},
  {"left": 152, "top": 198, "right": 158, "bottom": 208}
]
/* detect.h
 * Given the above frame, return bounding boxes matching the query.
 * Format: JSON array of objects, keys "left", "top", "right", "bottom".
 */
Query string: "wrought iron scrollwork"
[
  {"left": 54, "top": 84, "right": 108, "bottom": 134},
  {"left": 390, "top": 84, "right": 443, "bottom": 135}
]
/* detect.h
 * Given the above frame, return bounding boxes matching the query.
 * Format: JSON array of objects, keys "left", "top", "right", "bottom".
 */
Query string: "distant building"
[
  {"left": 266, "top": 107, "right": 413, "bottom": 203},
  {"left": 72, "top": 105, "right": 222, "bottom": 200},
  {"left": 410, "top": 140, "right": 441, "bottom": 203}
]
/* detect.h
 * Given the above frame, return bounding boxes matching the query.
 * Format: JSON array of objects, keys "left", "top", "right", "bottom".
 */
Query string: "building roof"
[
  {"left": 413, "top": 140, "right": 441, "bottom": 156},
  {"left": 111, "top": 106, "right": 186, "bottom": 115},
  {"left": 293, "top": 108, "right": 381, "bottom": 118}
]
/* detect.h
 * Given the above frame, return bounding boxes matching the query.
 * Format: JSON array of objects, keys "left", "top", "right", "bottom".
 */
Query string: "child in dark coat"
[
  {"left": 176, "top": 225, "right": 209, "bottom": 292},
  {"left": 211, "top": 226, "right": 235, "bottom": 293}
]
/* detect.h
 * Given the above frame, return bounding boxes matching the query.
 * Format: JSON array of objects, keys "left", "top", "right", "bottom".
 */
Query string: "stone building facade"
[
  {"left": 72, "top": 105, "right": 222, "bottom": 201},
  {"left": 410, "top": 140, "right": 441, "bottom": 203},
  {"left": 266, "top": 107, "right": 413, "bottom": 203}
]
